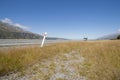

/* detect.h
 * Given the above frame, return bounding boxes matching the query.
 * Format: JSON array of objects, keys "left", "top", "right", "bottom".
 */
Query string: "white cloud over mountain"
[
  {"left": 1, "top": 18, "right": 29, "bottom": 30},
  {"left": 1, "top": 18, "right": 12, "bottom": 24}
]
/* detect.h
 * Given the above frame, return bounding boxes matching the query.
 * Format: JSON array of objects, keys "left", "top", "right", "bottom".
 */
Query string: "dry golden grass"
[
  {"left": 77, "top": 40, "right": 120, "bottom": 80},
  {"left": 0, "top": 40, "right": 120, "bottom": 80}
]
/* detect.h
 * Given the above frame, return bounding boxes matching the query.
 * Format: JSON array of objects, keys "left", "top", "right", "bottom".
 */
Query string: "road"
[{"left": 0, "top": 39, "right": 68, "bottom": 47}]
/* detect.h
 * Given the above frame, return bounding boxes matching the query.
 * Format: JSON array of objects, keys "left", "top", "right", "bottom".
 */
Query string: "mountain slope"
[
  {"left": 0, "top": 22, "right": 67, "bottom": 40},
  {"left": 97, "top": 32, "right": 120, "bottom": 40},
  {"left": 0, "top": 22, "right": 42, "bottom": 39}
]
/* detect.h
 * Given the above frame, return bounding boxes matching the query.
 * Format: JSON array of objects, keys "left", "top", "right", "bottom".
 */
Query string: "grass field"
[{"left": 0, "top": 40, "right": 120, "bottom": 80}]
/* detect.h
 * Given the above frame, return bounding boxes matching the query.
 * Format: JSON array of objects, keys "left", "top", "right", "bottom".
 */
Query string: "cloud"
[
  {"left": 14, "top": 23, "right": 29, "bottom": 30},
  {"left": 1, "top": 18, "right": 29, "bottom": 30},
  {"left": 1, "top": 18, "right": 12, "bottom": 24}
]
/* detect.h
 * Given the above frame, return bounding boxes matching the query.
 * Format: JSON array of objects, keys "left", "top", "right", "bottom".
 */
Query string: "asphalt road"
[{"left": 0, "top": 39, "right": 68, "bottom": 47}]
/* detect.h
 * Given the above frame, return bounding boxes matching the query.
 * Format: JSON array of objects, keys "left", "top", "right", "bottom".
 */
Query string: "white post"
[{"left": 41, "top": 32, "right": 47, "bottom": 47}]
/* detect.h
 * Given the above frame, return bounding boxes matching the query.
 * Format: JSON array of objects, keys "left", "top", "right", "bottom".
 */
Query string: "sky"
[{"left": 0, "top": 0, "right": 120, "bottom": 39}]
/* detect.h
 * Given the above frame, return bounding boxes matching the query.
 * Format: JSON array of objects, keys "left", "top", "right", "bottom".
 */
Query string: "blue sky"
[{"left": 0, "top": 0, "right": 120, "bottom": 39}]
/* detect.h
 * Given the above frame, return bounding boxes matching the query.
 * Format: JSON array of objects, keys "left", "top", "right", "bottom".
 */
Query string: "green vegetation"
[{"left": 0, "top": 40, "right": 120, "bottom": 80}]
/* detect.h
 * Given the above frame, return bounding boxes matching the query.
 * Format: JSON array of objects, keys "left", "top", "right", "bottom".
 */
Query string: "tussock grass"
[
  {"left": 76, "top": 40, "right": 120, "bottom": 80},
  {"left": 0, "top": 40, "right": 120, "bottom": 80}
]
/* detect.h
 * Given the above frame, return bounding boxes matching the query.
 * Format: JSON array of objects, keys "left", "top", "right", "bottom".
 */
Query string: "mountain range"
[
  {"left": 1, "top": 20, "right": 119, "bottom": 40},
  {"left": 0, "top": 21, "right": 43, "bottom": 39},
  {"left": 0, "top": 21, "right": 66, "bottom": 40},
  {"left": 97, "top": 32, "right": 120, "bottom": 40}
]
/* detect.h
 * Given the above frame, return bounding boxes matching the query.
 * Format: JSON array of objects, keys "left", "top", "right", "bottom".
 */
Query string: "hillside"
[
  {"left": 0, "top": 22, "right": 42, "bottom": 39},
  {"left": 97, "top": 32, "right": 120, "bottom": 40},
  {"left": 0, "top": 22, "right": 67, "bottom": 40}
]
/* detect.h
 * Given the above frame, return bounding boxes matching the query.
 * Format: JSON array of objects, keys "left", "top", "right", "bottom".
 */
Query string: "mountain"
[
  {"left": 0, "top": 21, "right": 42, "bottom": 39},
  {"left": 97, "top": 32, "right": 120, "bottom": 40},
  {"left": 0, "top": 21, "right": 67, "bottom": 40}
]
